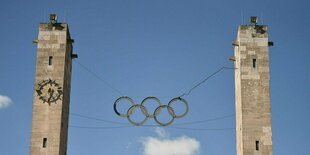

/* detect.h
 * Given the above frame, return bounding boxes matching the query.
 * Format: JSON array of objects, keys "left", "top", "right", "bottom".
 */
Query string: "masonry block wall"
[
  {"left": 234, "top": 25, "right": 273, "bottom": 155},
  {"left": 29, "top": 23, "right": 73, "bottom": 155}
]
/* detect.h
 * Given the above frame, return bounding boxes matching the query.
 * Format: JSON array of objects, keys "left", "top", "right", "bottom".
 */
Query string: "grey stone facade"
[
  {"left": 234, "top": 25, "right": 273, "bottom": 155},
  {"left": 29, "top": 23, "right": 74, "bottom": 155}
]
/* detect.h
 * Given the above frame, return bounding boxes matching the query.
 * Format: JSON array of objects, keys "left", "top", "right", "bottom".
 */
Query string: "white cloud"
[
  {"left": 0, "top": 95, "right": 12, "bottom": 109},
  {"left": 140, "top": 127, "right": 200, "bottom": 155},
  {"left": 155, "top": 127, "right": 170, "bottom": 138}
]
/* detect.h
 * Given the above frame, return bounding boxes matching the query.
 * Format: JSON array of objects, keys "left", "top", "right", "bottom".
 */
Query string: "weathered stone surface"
[
  {"left": 234, "top": 25, "right": 273, "bottom": 155},
  {"left": 30, "top": 23, "right": 73, "bottom": 155}
]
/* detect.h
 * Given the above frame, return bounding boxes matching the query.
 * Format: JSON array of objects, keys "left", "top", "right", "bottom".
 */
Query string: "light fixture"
[{"left": 250, "top": 16, "right": 258, "bottom": 25}]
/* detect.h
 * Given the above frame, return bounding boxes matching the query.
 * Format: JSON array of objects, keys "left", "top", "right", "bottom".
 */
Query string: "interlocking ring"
[
  {"left": 141, "top": 97, "right": 162, "bottom": 117},
  {"left": 114, "top": 96, "right": 189, "bottom": 126},
  {"left": 127, "top": 104, "right": 149, "bottom": 126},
  {"left": 168, "top": 97, "right": 189, "bottom": 118},
  {"left": 154, "top": 105, "right": 176, "bottom": 126},
  {"left": 114, "top": 96, "right": 135, "bottom": 117}
]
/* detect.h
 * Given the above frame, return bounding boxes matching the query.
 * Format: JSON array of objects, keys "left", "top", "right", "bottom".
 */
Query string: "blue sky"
[{"left": 0, "top": 0, "right": 309, "bottom": 154}]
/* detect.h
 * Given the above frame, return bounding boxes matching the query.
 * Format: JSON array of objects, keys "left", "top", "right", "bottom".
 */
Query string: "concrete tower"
[
  {"left": 30, "top": 14, "right": 77, "bottom": 155},
  {"left": 233, "top": 17, "right": 273, "bottom": 155}
]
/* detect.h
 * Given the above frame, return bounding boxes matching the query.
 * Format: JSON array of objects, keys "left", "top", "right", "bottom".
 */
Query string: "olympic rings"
[{"left": 113, "top": 96, "right": 189, "bottom": 126}]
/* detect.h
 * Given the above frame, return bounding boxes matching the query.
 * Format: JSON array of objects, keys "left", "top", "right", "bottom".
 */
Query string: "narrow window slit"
[
  {"left": 255, "top": 140, "right": 259, "bottom": 151},
  {"left": 252, "top": 59, "right": 256, "bottom": 68},
  {"left": 49, "top": 56, "right": 53, "bottom": 66},
  {"left": 43, "top": 138, "right": 47, "bottom": 148}
]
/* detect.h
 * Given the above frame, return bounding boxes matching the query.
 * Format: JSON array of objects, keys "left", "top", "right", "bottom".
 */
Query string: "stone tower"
[
  {"left": 30, "top": 15, "right": 77, "bottom": 155},
  {"left": 233, "top": 17, "right": 273, "bottom": 155}
]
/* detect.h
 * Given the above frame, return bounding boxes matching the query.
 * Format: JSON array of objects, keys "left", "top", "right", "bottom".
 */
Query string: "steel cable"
[
  {"left": 73, "top": 59, "right": 124, "bottom": 96},
  {"left": 179, "top": 67, "right": 236, "bottom": 97}
]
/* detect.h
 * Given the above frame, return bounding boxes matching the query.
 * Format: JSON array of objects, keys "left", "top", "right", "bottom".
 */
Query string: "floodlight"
[
  {"left": 50, "top": 14, "right": 58, "bottom": 23},
  {"left": 250, "top": 16, "right": 258, "bottom": 25}
]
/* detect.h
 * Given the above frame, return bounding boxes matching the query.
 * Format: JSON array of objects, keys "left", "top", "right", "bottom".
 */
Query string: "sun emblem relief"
[{"left": 36, "top": 79, "right": 63, "bottom": 105}]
